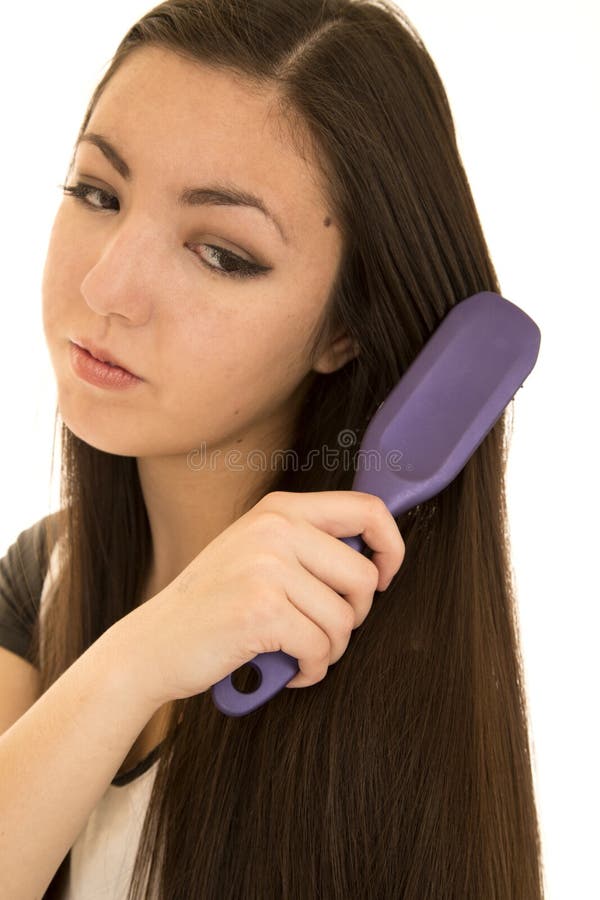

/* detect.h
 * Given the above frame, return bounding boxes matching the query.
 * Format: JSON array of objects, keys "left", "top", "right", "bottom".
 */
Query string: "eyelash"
[{"left": 58, "top": 181, "right": 270, "bottom": 280}]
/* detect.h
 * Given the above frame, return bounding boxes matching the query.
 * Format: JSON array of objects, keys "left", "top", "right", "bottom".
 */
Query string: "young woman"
[{"left": 0, "top": 1, "right": 545, "bottom": 897}]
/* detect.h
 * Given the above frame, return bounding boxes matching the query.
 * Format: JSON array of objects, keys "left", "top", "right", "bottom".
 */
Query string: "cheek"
[{"left": 167, "top": 303, "right": 311, "bottom": 406}]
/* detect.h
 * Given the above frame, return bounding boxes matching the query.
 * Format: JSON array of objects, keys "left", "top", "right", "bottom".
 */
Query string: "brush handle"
[{"left": 210, "top": 533, "right": 366, "bottom": 716}]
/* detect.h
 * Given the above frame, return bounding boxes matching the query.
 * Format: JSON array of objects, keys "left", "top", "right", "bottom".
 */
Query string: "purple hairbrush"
[{"left": 211, "top": 290, "right": 541, "bottom": 716}]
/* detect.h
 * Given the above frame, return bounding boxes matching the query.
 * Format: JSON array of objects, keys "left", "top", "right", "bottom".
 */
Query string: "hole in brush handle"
[{"left": 211, "top": 651, "right": 299, "bottom": 716}]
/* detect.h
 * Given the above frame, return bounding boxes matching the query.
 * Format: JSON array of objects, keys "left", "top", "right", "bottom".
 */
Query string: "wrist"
[{"left": 94, "top": 612, "right": 166, "bottom": 716}]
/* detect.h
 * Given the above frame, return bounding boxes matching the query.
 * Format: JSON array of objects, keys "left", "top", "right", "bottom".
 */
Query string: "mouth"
[
  {"left": 70, "top": 337, "right": 141, "bottom": 379},
  {"left": 69, "top": 340, "right": 144, "bottom": 390}
]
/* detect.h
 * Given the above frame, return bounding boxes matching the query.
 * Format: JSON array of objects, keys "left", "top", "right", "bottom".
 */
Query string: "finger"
[
  {"left": 265, "top": 490, "right": 405, "bottom": 591},
  {"left": 282, "top": 561, "right": 356, "bottom": 666},
  {"left": 285, "top": 518, "right": 381, "bottom": 628},
  {"left": 268, "top": 592, "right": 334, "bottom": 687},
  {"left": 353, "top": 494, "right": 405, "bottom": 589}
]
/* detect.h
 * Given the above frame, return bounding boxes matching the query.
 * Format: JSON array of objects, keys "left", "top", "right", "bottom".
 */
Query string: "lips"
[{"left": 70, "top": 337, "right": 140, "bottom": 378}]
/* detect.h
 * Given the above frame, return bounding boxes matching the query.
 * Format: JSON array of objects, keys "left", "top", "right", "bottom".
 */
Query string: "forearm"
[{"left": 0, "top": 624, "right": 159, "bottom": 899}]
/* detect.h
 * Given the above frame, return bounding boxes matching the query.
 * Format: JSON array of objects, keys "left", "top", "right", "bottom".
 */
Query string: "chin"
[{"left": 57, "top": 400, "right": 146, "bottom": 457}]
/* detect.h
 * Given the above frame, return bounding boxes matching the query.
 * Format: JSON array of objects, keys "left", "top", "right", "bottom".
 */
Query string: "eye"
[
  {"left": 187, "top": 243, "right": 269, "bottom": 280},
  {"left": 60, "top": 181, "right": 117, "bottom": 211},
  {"left": 58, "top": 181, "right": 272, "bottom": 280}
]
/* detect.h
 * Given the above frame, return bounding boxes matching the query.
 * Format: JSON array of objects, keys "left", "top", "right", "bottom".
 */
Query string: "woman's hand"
[{"left": 115, "top": 490, "right": 405, "bottom": 707}]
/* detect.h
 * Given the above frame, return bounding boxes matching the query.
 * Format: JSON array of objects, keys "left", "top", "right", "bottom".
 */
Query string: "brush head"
[{"left": 343, "top": 291, "right": 541, "bottom": 552}]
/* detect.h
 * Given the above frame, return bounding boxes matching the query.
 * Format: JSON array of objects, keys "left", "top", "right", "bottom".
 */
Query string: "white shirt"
[{"left": 64, "top": 754, "right": 161, "bottom": 899}]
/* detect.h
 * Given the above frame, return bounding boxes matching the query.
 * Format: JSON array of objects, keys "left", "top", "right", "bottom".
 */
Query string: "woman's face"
[{"left": 42, "top": 46, "right": 352, "bottom": 460}]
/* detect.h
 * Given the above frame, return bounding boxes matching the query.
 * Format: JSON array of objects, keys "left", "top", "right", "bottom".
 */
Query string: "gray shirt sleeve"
[{"left": 0, "top": 515, "right": 53, "bottom": 664}]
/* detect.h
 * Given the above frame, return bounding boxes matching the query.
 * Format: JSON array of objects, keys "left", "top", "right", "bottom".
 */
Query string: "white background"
[{"left": 0, "top": 2, "right": 598, "bottom": 897}]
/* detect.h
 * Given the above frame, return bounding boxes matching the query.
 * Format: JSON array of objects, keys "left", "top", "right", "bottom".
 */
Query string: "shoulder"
[
  {"left": 1, "top": 509, "right": 66, "bottom": 607},
  {"left": 0, "top": 510, "right": 66, "bottom": 662},
  {"left": 0, "top": 510, "right": 64, "bottom": 618}
]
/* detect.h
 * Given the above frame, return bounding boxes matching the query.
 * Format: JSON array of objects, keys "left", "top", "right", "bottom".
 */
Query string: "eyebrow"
[{"left": 76, "top": 131, "right": 289, "bottom": 245}]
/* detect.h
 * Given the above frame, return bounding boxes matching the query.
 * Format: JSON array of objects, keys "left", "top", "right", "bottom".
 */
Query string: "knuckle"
[
  {"left": 312, "top": 636, "right": 331, "bottom": 670},
  {"left": 339, "top": 602, "right": 356, "bottom": 633},
  {"left": 317, "top": 631, "right": 331, "bottom": 658},
  {"left": 366, "top": 492, "right": 387, "bottom": 517},
  {"left": 247, "top": 550, "right": 279, "bottom": 578},
  {"left": 314, "top": 660, "right": 330, "bottom": 683},
  {"left": 255, "top": 509, "right": 290, "bottom": 538},
  {"left": 331, "top": 635, "right": 351, "bottom": 666},
  {"left": 245, "top": 583, "right": 280, "bottom": 625},
  {"left": 259, "top": 490, "right": 285, "bottom": 510},
  {"left": 304, "top": 643, "right": 331, "bottom": 685},
  {"left": 362, "top": 559, "right": 380, "bottom": 592},
  {"left": 243, "top": 569, "right": 283, "bottom": 623},
  {"left": 392, "top": 531, "right": 406, "bottom": 572},
  {"left": 398, "top": 532, "right": 406, "bottom": 558}
]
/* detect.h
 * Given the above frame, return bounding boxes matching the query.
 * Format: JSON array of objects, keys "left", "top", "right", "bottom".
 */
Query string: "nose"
[{"left": 79, "top": 220, "right": 167, "bottom": 325}]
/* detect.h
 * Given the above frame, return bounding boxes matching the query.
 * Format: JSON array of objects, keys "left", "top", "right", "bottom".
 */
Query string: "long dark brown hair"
[{"left": 36, "top": 1, "right": 545, "bottom": 896}]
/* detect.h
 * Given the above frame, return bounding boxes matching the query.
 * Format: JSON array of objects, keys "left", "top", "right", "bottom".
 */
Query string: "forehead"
[{"left": 83, "top": 46, "right": 333, "bottom": 245}]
